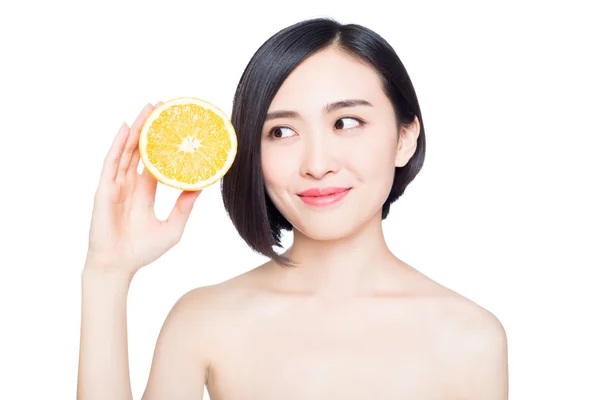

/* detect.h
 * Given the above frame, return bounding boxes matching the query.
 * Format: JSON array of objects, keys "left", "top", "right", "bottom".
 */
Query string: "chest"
[{"left": 206, "top": 307, "right": 457, "bottom": 399}]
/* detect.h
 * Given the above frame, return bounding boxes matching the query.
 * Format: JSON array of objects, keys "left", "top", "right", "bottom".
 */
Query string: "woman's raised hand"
[{"left": 84, "top": 103, "right": 201, "bottom": 277}]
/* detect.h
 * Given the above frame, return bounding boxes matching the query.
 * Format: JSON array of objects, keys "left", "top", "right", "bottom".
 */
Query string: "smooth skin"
[{"left": 77, "top": 46, "right": 508, "bottom": 400}]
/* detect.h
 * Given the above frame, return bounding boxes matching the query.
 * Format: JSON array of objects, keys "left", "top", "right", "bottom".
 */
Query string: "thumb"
[{"left": 165, "top": 189, "right": 202, "bottom": 242}]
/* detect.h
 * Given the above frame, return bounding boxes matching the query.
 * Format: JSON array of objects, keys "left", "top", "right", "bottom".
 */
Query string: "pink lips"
[{"left": 297, "top": 187, "right": 351, "bottom": 207}]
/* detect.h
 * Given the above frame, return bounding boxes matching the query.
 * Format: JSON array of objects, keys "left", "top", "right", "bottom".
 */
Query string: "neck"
[{"left": 272, "top": 212, "right": 399, "bottom": 296}]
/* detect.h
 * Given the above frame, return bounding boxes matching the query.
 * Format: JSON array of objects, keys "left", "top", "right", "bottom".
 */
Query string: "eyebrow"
[{"left": 265, "top": 99, "right": 373, "bottom": 122}]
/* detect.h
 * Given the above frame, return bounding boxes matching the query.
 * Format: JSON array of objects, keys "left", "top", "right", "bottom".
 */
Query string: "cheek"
[
  {"left": 261, "top": 144, "right": 295, "bottom": 190},
  {"left": 353, "top": 129, "right": 398, "bottom": 179}
]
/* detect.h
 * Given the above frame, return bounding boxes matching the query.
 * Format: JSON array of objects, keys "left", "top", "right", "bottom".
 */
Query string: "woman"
[{"left": 78, "top": 17, "right": 508, "bottom": 399}]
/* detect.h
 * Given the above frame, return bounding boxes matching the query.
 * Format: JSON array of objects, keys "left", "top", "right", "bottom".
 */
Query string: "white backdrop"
[{"left": 1, "top": 0, "right": 598, "bottom": 399}]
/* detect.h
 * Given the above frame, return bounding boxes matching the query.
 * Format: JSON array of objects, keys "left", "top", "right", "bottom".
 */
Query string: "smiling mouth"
[{"left": 297, "top": 188, "right": 351, "bottom": 207}]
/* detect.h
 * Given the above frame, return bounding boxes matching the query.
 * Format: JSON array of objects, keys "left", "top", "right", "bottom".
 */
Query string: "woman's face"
[{"left": 261, "top": 46, "right": 419, "bottom": 241}]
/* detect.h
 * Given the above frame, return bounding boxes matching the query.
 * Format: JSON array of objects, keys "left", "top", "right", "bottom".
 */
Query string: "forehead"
[{"left": 268, "top": 46, "right": 385, "bottom": 110}]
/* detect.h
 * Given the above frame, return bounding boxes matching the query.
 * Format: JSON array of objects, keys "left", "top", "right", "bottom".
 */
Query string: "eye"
[
  {"left": 268, "top": 126, "right": 296, "bottom": 139},
  {"left": 334, "top": 117, "right": 363, "bottom": 130}
]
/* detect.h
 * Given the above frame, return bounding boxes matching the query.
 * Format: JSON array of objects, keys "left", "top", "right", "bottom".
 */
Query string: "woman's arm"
[
  {"left": 77, "top": 267, "right": 208, "bottom": 400},
  {"left": 451, "top": 308, "right": 509, "bottom": 399},
  {"left": 77, "top": 267, "right": 135, "bottom": 400},
  {"left": 77, "top": 103, "right": 202, "bottom": 399},
  {"left": 77, "top": 268, "right": 208, "bottom": 400},
  {"left": 141, "top": 288, "right": 208, "bottom": 400}
]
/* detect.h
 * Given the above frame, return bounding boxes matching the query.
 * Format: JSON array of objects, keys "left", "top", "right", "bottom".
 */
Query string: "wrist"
[{"left": 82, "top": 262, "right": 136, "bottom": 287}]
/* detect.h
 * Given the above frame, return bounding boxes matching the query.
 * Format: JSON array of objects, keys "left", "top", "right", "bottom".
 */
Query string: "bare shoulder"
[
  {"left": 174, "top": 263, "right": 273, "bottom": 313},
  {"left": 166, "top": 265, "right": 268, "bottom": 332},
  {"left": 423, "top": 285, "right": 508, "bottom": 399},
  {"left": 142, "top": 265, "right": 268, "bottom": 398},
  {"left": 164, "top": 263, "right": 275, "bottom": 343},
  {"left": 432, "top": 288, "right": 506, "bottom": 344},
  {"left": 400, "top": 267, "right": 505, "bottom": 340}
]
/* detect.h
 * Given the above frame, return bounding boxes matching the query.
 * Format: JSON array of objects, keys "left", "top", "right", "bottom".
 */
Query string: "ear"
[{"left": 394, "top": 115, "right": 420, "bottom": 168}]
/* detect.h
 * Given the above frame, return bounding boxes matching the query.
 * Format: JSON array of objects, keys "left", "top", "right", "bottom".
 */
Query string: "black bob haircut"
[{"left": 221, "top": 17, "right": 426, "bottom": 267}]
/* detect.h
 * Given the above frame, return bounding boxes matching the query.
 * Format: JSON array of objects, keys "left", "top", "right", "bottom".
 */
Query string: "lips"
[
  {"left": 297, "top": 187, "right": 351, "bottom": 207},
  {"left": 298, "top": 187, "right": 351, "bottom": 197}
]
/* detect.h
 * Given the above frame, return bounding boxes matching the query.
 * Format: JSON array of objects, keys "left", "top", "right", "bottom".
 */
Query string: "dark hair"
[{"left": 221, "top": 17, "right": 426, "bottom": 266}]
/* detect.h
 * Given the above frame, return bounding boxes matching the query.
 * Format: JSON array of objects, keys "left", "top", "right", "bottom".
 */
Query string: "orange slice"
[{"left": 139, "top": 97, "right": 237, "bottom": 191}]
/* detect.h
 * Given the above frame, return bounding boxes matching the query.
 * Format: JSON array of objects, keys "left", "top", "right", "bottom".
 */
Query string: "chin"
[{"left": 288, "top": 209, "right": 378, "bottom": 242}]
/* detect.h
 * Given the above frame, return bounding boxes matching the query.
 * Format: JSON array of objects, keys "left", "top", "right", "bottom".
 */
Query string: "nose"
[{"left": 299, "top": 131, "right": 339, "bottom": 179}]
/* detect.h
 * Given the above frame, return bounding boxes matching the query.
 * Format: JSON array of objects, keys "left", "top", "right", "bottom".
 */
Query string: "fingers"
[
  {"left": 126, "top": 147, "right": 141, "bottom": 179},
  {"left": 99, "top": 123, "right": 130, "bottom": 184},
  {"left": 165, "top": 190, "right": 202, "bottom": 243},
  {"left": 139, "top": 167, "right": 158, "bottom": 207},
  {"left": 116, "top": 103, "right": 154, "bottom": 183},
  {"left": 127, "top": 102, "right": 162, "bottom": 178}
]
